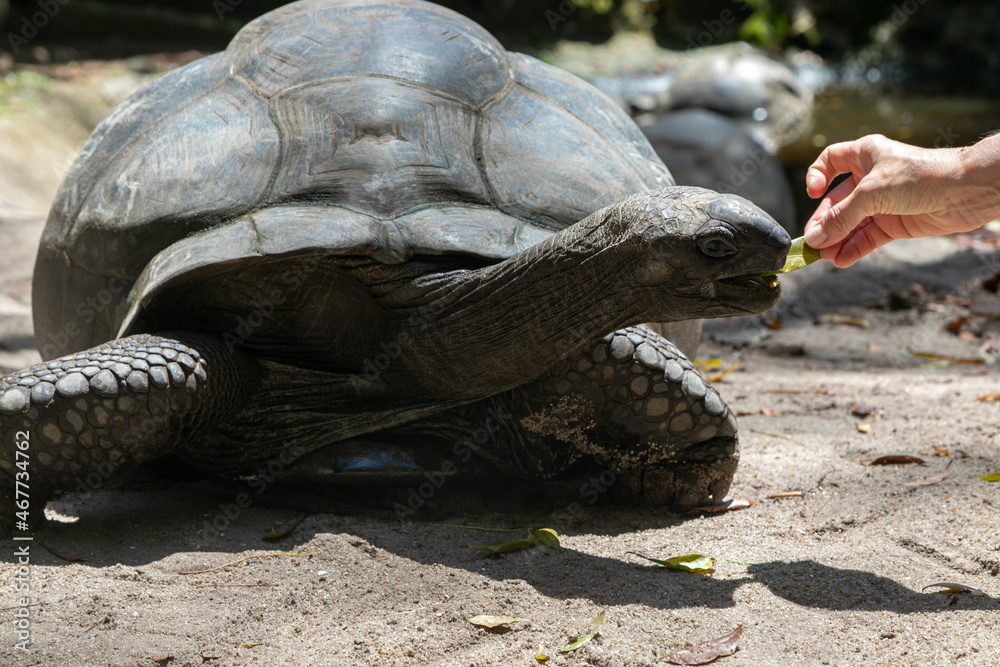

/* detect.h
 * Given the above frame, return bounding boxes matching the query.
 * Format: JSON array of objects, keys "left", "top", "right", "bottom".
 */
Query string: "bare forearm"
[{"left": 951, "top": 133, "right": 1000, "bottom": 226}]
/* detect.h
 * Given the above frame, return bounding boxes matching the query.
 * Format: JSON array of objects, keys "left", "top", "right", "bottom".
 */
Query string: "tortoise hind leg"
[{"left": 0, "top": 332, "right": 259, "bottom": 533}]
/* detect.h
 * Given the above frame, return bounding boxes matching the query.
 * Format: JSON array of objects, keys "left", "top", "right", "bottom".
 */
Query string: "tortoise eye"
[{"left": 698, "top": 232, "right": 738, "bottom": 258}]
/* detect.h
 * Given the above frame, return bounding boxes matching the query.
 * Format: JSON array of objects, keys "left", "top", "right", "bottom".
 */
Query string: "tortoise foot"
[{"left": 616, "top": 453, "right": 738, "bottom": 510}]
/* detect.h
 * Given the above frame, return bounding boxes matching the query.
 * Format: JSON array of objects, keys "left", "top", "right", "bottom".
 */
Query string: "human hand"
[{"left": 803, "top": 134, "right": 1000, "bottom": 267}]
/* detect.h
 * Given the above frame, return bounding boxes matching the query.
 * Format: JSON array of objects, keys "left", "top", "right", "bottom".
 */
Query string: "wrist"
[{"left": 952, "top": 134, "right": 1000, "bottom": 225}]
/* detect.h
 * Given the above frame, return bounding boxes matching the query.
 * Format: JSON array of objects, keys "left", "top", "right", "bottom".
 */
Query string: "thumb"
[{"left": 805, "top": 183, "right": 874, "bottom": 248}]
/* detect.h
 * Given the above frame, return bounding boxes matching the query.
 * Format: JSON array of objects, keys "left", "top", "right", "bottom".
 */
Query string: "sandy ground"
[{"left": 1, "top": 70, "right": 1000, "bottom": 667}]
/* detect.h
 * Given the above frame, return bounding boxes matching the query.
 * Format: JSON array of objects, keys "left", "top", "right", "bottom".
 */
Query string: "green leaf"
[
  {"left": 536, "top": 643, "right": 549, "bottom": 662},
  {"left": 262, "top": 514, "right": 306, "bottom": 542},
  {"left": 462, "top": 531, "right": 537, "bottom": 553},
  {"left": 778, "top": 236, "right": 823, "bottom": 273},
  {"left": 737, "top": 236, "right": 823, "bottom": 279},
  {"left": 466, "top": 615, "right": 531, "bottom": 629},
  {"left": 627, "top": 552, "right": 716, "bottom": 574},
  {"left": 461, "top": 527, "right": 562, "bottom": 554},
  {"left": 559, "top": 610, "right": 605, "bottom": 653},
  {"left": 532, "top": 528, "right": 562, "bottom": 551},
  {"left": 981, "top": 473, "right": 1000, "bottom": 482}
]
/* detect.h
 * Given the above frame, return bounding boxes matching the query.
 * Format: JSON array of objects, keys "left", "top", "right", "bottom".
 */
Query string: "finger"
[
  {"left": 805, "top": 140, "right": 868, "bottom": 198},
  {"left": 805, "top": 173, "right": 857, "bottom": 227},
  {"left": 804, "top": 175, "right": 860, "bottom": 247},
  {"left": 811, "top": 177, "right": 883, "bottom": 249},
  {"left": 819, "top": 244, "right": 843, "bottom": 263},
  {"left": 832, "top": 220, "right": 895, "bottom": 268}
]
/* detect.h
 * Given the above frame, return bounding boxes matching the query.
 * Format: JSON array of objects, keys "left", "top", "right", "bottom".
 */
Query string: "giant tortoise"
[{"left": 0, "top": 0, "right": 789, "bottom": 531}]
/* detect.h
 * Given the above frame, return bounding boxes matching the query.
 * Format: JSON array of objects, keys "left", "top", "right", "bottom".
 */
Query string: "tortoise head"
[{"left": 608, "top": 186, "right": 790, "bottom": 321}]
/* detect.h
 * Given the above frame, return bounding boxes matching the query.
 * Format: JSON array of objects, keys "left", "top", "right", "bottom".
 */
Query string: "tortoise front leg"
[
  {"left": 0, "top": 333, "right": 259, "bottom": 533},
  {"left": 506, "top": 325, "right": 739, "bottom": 509}
]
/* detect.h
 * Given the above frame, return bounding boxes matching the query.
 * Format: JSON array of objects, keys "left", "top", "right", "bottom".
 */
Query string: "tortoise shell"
[{"left": 32, "top": 0, "right": 672, "bottom": 359}]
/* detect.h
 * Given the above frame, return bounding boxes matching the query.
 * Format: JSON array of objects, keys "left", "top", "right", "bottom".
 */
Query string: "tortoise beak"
[{"left": 715, "top": 273, "right": 782, "bottom": 313}]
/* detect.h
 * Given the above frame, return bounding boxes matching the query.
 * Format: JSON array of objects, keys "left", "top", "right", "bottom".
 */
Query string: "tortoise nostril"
[{"left": 766, "top": 225, "right": 791, "bottom": 248}]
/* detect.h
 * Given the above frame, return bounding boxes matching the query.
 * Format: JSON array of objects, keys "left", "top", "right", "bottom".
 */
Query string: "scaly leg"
[{"left": 0, "top": 333, "right": 259, "bottom": 533}]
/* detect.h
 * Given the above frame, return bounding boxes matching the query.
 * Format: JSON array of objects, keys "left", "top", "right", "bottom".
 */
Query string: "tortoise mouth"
[{"left": 715, "top": 274, "right": 781, "bottom": 311}]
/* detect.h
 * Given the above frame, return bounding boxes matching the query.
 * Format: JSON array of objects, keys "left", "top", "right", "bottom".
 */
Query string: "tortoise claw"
[{"left": 616, "top": 454, "right": 738, "bottom": 511}]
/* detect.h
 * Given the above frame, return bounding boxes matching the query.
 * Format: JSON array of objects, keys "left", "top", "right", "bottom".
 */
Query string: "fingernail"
[
  {"left": 804, "top": 225, "right": 827, "bottom": 247},
  {"left": 805, "top": 170, "right": 823, "bottom": 195}
]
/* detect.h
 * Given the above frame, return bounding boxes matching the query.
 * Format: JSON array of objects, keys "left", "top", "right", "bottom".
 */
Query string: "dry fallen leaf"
[
  {"left": 767, "top": 491, "right": 805, "bottom": 499},
  {"left": 870, "top": 455, "right": 924, "bottom": 466},
  {"left": 908, "top": 349, "right": 985, "bottom": 365},
  {"left": 945, "top": 316, "right": 969, "bottom": 334},
  {"left": 150, "top": 655, "right": 175, "bottom": 665},
  {"left": 921, "top": 582, "right": 988, "bottom": 597},
  {"left": 856, "top": 423, "right": 872, "bottom": 434},
  {"left": 930, "top": 445, "right": 951, "bottom": 456},
  {"left": 976, "top": 392, "right": 1000, "bottom": 402},
  {"left": 559, "top": 610, "right": 605, "bottom": 653},
  {"left": 903, "top": 460, "right": 953, "bottom": 487},
  {"left": 466, "top": 615, "right": 531, "bottom": 629},
  {"left": 818, "top": 313, "right": 870, "bottom": 328},
  {"left": 663, "top": 625, "right": 743, "bottom": 665},
  {"left": 759, "top": 408, "right": 781, "bottom": 417},
  {"left": 536, "top": 643, "right": 549, "bottom": 662},
  {"left": 691, "top": 497, "right": 757, "bottom": 513}
]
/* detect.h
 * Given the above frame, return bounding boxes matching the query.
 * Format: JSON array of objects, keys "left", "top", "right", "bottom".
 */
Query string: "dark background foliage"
[{"left": 2, "top": 0, "right": 998, "bottom": 94}]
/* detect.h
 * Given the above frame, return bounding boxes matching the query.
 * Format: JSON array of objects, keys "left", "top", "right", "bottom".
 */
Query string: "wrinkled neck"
[{"left": 396, "top": 209, "right": 652, "bottom": 399}]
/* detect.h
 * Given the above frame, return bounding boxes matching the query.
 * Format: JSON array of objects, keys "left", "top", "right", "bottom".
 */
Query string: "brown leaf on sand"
[
  {"left": 870, "top": 455, "right": 925, "bottom": 466},
  {"left": 903, "top": 460, "right": 953, "bottom": 487},
  {"left": 150, "top": 655, "right": 175, "bottom": 665},
  {"left": 691, "top": 497, "right": 756, "bottom": 513},
  {"left": 976, "top": 392, "right": 1000, "bottom": 402},
  {"left": 466, "top": 615, "right": 531, "bottom": 630},
  {"left": 817, "top": 313, "right": 870, "bottom": 328},
  {"left": 738, "top": 408, "right": 781, "bottom": 417},
  {"left": 945, "top": 316, "right": 968, "bottom": 334},
  {"left": 663, "top": 625, "right": 743, "bottom": 665}
]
